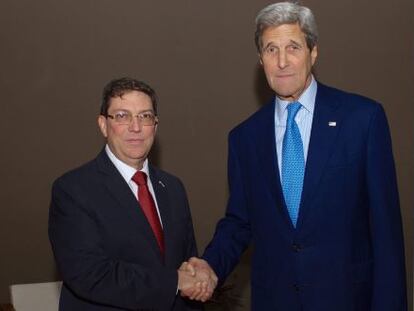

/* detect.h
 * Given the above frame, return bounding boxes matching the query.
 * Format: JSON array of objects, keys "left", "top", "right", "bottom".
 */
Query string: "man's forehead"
[
  {"left": 111, "top": 90, "right": 148, "bottom": 99},
  {"left": 262, "top": 23, "right": 305, "bottom": 39},
  {"left": 108, "top": 91, "right": 153, "bottom": 109},
  {"left": 109, "top": 91, "right": 150, "bottom": 102}
]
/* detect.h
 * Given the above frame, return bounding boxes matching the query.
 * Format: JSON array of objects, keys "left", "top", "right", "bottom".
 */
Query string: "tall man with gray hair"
[{"left": 184, "top": 2, "right": 407, "bottom": 310}]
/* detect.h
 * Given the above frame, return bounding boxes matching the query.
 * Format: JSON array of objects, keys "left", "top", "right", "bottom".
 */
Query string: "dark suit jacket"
[
  {"left": 203, "top": 83, "right": 407, "bottom": 310},
  {"left": 49, "top": 150, "right": 202, "bottom": 311}
]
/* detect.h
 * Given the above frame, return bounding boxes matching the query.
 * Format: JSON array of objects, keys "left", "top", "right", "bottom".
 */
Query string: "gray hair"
[{"left": 255, "top": 2, "right": 318, "bottom": 52}]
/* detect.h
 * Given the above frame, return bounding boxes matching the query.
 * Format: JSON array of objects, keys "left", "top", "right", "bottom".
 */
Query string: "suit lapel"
[
  {"left": 296, "top": 84, "right": 342, "bottom": 229},
  {"left": 96, "top": 151, "right": 163, "bottom": 260},
  {"left": 254, "top": 101, "right": 296, "bottom": 235},
  {"left": 148, "top": 166, "right": 174, "bottom": 265}
]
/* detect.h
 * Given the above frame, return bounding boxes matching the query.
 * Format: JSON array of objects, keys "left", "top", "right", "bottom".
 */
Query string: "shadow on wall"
[
  {"left": 254, "top": 63, "right": 274, "bottom": 106},
  {"left": 148, "top": 139, "right": 162, "bottom": 168},
  {"left": 205, "top": 247, "right": 252, "bottom": 311}
]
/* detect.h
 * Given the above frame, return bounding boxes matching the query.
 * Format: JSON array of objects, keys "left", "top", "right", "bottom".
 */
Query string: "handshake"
[{"left": 177, "top": 257, "right": 218, "bottom": 302}]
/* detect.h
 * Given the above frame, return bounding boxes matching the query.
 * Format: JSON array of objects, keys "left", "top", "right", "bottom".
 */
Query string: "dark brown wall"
[{"left": 0, "top": 0, "right": 412, "bottom": 309}]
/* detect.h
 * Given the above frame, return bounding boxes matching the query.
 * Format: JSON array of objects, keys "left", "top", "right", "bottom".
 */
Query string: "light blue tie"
[{"left": 282, "top": 102, "right": 304, "bottom": 227}]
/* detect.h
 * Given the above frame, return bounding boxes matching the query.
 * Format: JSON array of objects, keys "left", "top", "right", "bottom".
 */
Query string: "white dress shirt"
[
  {"left": 274, "top": 75, "right": 317, "bottom": 181},
  {"left": 105, "top": 144, "right": 163, "bottom": 226}
]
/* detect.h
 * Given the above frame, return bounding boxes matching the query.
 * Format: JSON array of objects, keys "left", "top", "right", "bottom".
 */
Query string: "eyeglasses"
[{"left": 106, "top": 110, "right": 158, "bottom": 126}]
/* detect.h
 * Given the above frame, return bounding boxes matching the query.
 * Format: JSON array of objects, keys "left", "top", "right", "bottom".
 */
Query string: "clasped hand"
[{"left": 177, "top": 257, "right": 218, "bottom": 302}]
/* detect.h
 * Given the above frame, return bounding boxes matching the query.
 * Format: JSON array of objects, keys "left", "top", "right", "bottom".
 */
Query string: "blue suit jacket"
[
  {"left": 49, "top": 150, "right": 202, "bottom": 311},
  {"left": 203, "top": 83, "right": 406, "bottom": 310}
]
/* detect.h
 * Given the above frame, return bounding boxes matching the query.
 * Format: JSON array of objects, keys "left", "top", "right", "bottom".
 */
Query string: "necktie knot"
[
  {"left": 132, "top": 171, "right": 147, "bottom": 186},
  {"left": 287, "top": 102, "right": 302, "bottom": 124}
]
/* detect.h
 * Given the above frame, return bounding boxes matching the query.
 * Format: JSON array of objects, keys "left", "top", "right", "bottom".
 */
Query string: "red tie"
[{"left": 132, "top": 171, "right": 165, "bottom": 256}]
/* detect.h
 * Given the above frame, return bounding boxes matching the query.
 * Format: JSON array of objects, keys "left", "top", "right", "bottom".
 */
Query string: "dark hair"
[{"left": 100, "top": 77, "right": 158, "bottom": 116}]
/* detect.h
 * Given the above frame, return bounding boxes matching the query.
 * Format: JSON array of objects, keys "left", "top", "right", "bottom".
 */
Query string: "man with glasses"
[{"left": 49, "top": 77, "right": 206, "bottom": 310}]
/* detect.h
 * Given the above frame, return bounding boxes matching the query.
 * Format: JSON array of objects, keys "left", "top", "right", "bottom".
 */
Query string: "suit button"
[{"left": 292, "top": 243, "right": 302, "bottom": 252}]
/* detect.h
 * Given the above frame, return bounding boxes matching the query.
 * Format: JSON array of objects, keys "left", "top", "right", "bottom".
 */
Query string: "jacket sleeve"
[
  {"left": 202, "top": 131, "right": 252, "bottom": 282},
  {"left": 366, "top": 105, "right": 407, "bottom": 310},
  {"left": 178, "top": 178, "right": 204, "bottom": 311}
]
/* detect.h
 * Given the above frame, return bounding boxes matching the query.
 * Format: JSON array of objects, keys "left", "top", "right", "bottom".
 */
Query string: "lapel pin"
[
  {"left": 158, "top": 180, "right": 166, "bottom": 188},
  {"left": 328, "top": 121, "right": 336, "bottom": 127}
]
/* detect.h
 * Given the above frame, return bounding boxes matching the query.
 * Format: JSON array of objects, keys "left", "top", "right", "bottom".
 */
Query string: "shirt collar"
[
  {"left": 105, "top": 144, "right": 150, "bottom": 183},
  {"left": 275, "top": 75, "right": 317, "bottom": 124}
]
